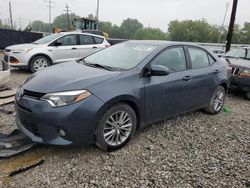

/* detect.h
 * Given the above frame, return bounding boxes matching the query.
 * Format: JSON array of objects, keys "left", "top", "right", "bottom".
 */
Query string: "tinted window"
[
  {"left": 151, "top": 47, "right": 187, "bottom": 72},
  {"left": 56, "top": 35, "right": 77, "bottom": 46},
  {"left": 79, "top": 35, "right": 94, "bottom": 45},
  {"left": 188, "top": 48, "right": 210, "bottom": 69},
  {"left": 94, "top": 37, "right": 104, "bottom": 44}
]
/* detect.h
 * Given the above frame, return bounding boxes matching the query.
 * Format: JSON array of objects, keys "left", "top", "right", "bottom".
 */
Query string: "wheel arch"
[
  {"left": 28, "top": 53, "right": 53, "bottom": 69},
  {"left": 95, "top": 95, "right": 143, "bottom": 131}
]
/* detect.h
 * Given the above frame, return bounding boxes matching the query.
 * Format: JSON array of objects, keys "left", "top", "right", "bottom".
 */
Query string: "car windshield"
[
  {"left": 224, "top": 48, "right": 247, "bottom": 59},
  {"left": 33, "top": 33, "right": 63, "bottom": 44},
  {"left": 84, "top": 43, "right": 157, "bottom": 70}
]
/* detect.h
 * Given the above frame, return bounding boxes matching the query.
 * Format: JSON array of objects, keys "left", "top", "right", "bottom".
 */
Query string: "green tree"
[
  {"left": 168, "top": 19, "right": 222, "bottom": 43},
  {"left": 120, "top": 18, "right": 143, "bottom": 39},
  {"left": 53, "top": 13, "right": 80, "bottom": 31},
  {"left": 240, "top": 22, "right": 250, "bottom": 44},
  {"left": 135, "top": 28, "right": 168, "bottom": 40},
  {"left": 31, "top": 20, "right": 50, "bottom": 32}
]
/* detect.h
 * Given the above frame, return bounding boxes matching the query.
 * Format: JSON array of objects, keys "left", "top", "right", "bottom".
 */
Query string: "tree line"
[{"left": 1, "top": 13, "right": 250, "bottom": 44}]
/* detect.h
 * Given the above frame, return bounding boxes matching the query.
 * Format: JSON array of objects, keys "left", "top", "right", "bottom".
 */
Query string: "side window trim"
[{"left": 149, "top": 45, "right": 188, "bottom": 73}]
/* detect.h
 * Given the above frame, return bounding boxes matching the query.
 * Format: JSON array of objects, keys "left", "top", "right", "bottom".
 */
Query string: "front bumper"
[
  {"left": 15, "top": 94, "right": 104, "bottom": 146},
  {"left": 3, "top": 51, "right": 30, "bottom": 68},
  {"left": 230, "top": 76, "right": 250, "bottom": 92}
]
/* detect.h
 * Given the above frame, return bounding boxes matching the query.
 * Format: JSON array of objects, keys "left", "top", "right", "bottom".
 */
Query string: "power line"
[
  {"left": 44, "top": 0, "right": 55, "bottom": 32},
  {"left": 64, "top": 3, "right": 71, "bottom": 30},
  {"left": 218, "top": 2, "right": 230, "bottom": 43},
  {"left": 96, "top": 0, "right": 100, "bottom": 30},
  {"left": 9, "top": 1, "right": 13, "bottom": 29}
]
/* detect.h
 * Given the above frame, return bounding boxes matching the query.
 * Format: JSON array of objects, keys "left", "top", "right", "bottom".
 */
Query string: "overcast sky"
[{"left": 0, "top": 0, "right": 250, "bottom": 31}]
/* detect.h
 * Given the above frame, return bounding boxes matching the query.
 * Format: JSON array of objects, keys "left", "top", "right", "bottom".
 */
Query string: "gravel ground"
[{"left": 0, "top": 59, "right": 249, "bottom": 187}]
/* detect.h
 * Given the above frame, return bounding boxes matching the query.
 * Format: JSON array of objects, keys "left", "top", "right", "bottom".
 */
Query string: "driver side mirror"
[{"left": 145, "top": 64, "right": 171, "bottom": 77}]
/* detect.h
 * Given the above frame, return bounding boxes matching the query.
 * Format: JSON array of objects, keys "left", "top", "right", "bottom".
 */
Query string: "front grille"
[
  {"left": 231, "top": 67, "right": 241, "bottom": 76},
  {"left": 23, "top": 90, "right": 46, "bottom": 100}
]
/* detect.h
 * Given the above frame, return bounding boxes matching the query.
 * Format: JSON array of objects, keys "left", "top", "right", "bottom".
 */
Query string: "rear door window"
[
  {"left": 94, "top": 37, "right": 104, "bottom": 44},
  {"left": 79, "top": 35, "right": 95, "bottom": 45},
  {"left": 188, "top": 48, "right": 210, "bottom": 69},
  {"left": 151, "top": 47, "right": 187, "bottom": 72}
]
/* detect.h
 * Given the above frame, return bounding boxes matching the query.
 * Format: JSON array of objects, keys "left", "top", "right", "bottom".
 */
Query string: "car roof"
[
  {"left": 60, "top": 31, "right": 105, "bottom": 39},
  {"left": 124, "top": 40, "right": 206, "bottom": 49}
]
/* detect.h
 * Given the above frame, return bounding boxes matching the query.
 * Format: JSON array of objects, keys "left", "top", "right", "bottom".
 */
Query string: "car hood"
[
  {"left": 23, "top": 61, "right": 121, "bottom": 93},
  {"left": 226, "top": 58, "right": 250, "bottom": 69},
  {"left": 6, "top": 43, "right": 43, "bottom": 50}
]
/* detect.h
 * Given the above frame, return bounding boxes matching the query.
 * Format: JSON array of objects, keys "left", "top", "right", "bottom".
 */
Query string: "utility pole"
[
  {"left": 45, "top": 0, "right": 55, "bottom": 33},
  {"left": 218, "top": 2, "right": 230, "bottom": 44},
  {"left": 64, "top": 3, "right": 71, "bottom": 31},
  {"left": 96, "top": 0, "right": 100, "bottom": 30},
  {"left": 226, "top": 0, "right": 238, "bottom": 52},
  {"left": 9, "top": 1, "right": 13, "bottom": 29}
]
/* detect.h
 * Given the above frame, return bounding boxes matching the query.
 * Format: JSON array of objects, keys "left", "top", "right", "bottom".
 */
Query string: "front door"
[
  {"left": 49, "top": 34, "right": 79, "bottom": 63},
  {"left": 144, "top": 46, "right": 193, "bottom": 123}
]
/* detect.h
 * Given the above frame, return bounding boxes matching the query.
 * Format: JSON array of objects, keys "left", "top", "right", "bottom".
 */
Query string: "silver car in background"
[{"left": 3, "top": 32, "right": 110, "bottom": 73}]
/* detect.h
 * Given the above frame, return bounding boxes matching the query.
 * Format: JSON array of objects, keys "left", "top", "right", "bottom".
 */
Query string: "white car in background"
[
  {"left": 3, "top": 32, "right": 110, "bottom": 73},
  {"left": 0, "top": 61, "right": 10, "bottom": 87}
]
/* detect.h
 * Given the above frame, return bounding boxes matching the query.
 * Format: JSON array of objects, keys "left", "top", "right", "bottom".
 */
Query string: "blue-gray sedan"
[{"left": 15, "top": 41, "right": 229, "bottom": 151}]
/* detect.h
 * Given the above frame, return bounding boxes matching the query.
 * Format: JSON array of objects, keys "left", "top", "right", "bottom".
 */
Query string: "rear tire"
[
  {"left": 246, "top": 92, "right": 250, "bottom": 100},
  {"left": 204, "top": 86, "right": 225, "bottom": 114},
  {"left": 95, "top": 103, "right": 137, "bottom": 151},
  {"left": 29, "top": 56, "right": 50, "bottom": 73}
]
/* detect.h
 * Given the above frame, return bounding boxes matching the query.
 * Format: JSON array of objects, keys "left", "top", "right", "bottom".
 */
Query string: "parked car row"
[{"left": 1, "top": 35, "right": 249, "bottom": 150}]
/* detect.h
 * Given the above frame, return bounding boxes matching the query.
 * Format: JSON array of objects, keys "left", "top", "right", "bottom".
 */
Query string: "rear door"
[
  {"left": 49, "top": 34, "right": 79, "bottom": 63},
  {"left": 77, "top": 34, "right": 104, "bottom": 58},
  {"left": 186, "top": 47, "right": 218, "bottom": 108},
  {"left": 144, "top": 46, "right": 193, "bottom": 122}
]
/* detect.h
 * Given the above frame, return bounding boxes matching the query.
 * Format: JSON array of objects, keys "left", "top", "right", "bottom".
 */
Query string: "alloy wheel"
[
  {"left": 33, "top": 58, "right": 49, "bottom": 72},
  {"left": 103, "top": 111, "right": 132, "bottom": 146},
  {"left": 212, "top": 90, "right": 225, "bottom": 112}
]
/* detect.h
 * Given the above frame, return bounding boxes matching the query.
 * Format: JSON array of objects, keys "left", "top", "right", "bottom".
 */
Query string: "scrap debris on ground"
[{"left": 0, "top": 68, "right": 249, "bottom": 187}]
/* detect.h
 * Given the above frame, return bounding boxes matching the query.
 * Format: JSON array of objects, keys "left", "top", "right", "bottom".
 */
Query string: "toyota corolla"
[{"left": 15, "top": 41, "right": 229, "bottom": 151}]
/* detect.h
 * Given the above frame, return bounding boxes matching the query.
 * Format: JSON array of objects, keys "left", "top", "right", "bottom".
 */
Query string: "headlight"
[
  {"left": 41, "top": 90, "right": 91, "bottom": 107},
  {"left": 13, "top": 48, "right": 32, "bottom": 53},
  {"left": 240, "top": 69, "right": 250, "bottom": 78}
]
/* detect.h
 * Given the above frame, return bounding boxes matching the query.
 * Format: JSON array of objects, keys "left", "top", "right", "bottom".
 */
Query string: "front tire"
[
  {"left": 204, "top": 86, "right": 226, "bottom": 114},
  {"left": 29, "top": 56, "right": 50, "bottom": 73},
  {"left": 95, "top": 103, "right": 137, "bottom": 151}
]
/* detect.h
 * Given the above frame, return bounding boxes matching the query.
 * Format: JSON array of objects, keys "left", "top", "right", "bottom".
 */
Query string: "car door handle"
[
  {"left": 213, "top": 70, "right": 220, "bottom": 74},
  {"left": 183, "top": 75, "right": 192, "bottom": 81},
  {"left": 92, "top": 46, "right": 97, "bottom": 49},
  {"left": 72, "top": 47, "right": 77, "bottom": 50}
]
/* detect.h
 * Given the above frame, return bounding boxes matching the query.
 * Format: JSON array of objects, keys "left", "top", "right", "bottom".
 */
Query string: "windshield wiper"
[
  {"left": 83, "top": 62, "right": 114, "bottom": 71},
  {"left": 32, "top": 42, "right": 38, "bottom": 45}
]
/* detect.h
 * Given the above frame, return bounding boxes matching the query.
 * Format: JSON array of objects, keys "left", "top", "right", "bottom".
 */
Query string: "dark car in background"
[
  {"left": 224, "top": 47, "right": 250, "bottom": 99},
  {"left": 15, "top": 41, "right": 229, "bottom": 151}
]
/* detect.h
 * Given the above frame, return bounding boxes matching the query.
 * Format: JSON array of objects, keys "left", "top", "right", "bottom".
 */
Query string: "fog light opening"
[{"left": 59, "top": 129, "right": 66, "bottom": 137}]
